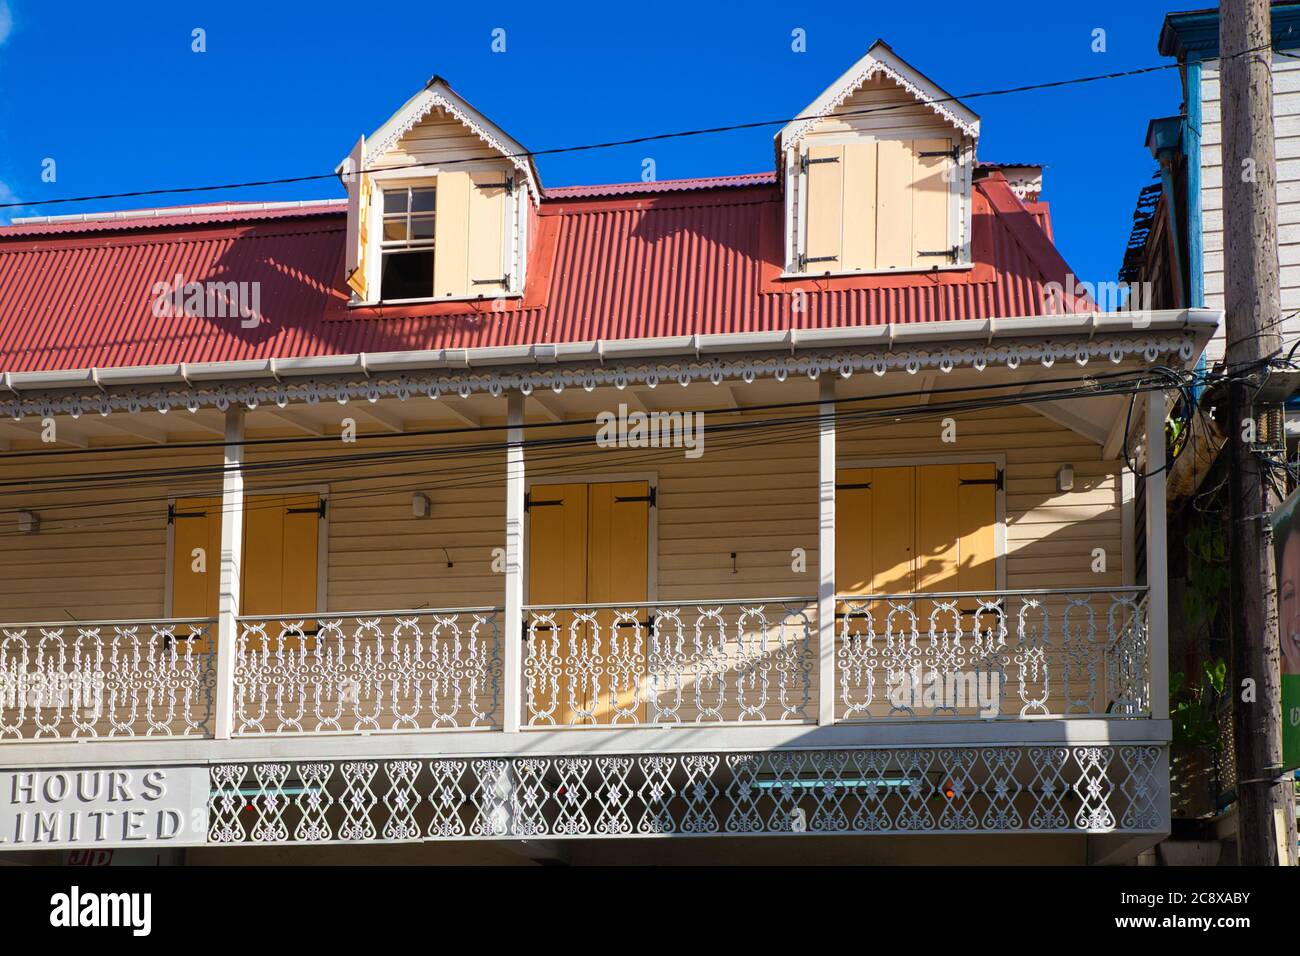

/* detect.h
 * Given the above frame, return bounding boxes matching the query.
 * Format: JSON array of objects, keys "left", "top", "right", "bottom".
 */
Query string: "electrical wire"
[
  {"left": 0, "top": 368, "right": 1173, "bottom": 499},
  {"left": 0, "top": 368, "right": 1191, "bottom": 537},
  {"left": 0, "top": 41, "right": 1279, "bottom": 213},
  {"left": 0, "top": 364, "right": 1172, "bottom": 463}
]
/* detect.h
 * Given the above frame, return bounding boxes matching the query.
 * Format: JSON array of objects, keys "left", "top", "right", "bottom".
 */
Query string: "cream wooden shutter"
[
  {"left": 912, "top": 138, "right": 954, "bottom": 268},
  {"left": 343, "top": 135, "right": 369, "bottom": 298},
  {"left": 467, "top": 171, "right": 510, "bottom": 296},
  {"left": 875, "top": 139, "right": 914, "bottom": 270},
  {"left": 839, "top": 142, "right": 879, "bottom": 272},
  {"left": 433, "top": 170, "right": 472, "bottom": 298},
  {"left": 802, "top": 145, "right": 843, "bottom": 273}
]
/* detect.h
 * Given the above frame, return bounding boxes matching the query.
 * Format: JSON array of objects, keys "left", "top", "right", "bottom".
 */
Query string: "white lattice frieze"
[
  {"left": 0, "top": 336, "right": 1199, "bottom": 423},
  {"left": 201, "top": 747, "right": 1165, "bottom": 846}
]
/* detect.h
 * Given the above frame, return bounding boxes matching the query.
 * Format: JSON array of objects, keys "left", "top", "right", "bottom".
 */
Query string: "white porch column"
[
  {"left": 1145, "top": 391, "right": 1169, "bottom": 720},
  {"left": 817, "top": 377, "right": 837, "bottom": 726},
  {"left": 214, "top": 406, "right": 245, "bottom": 740},
  {"left": 503, "top": 391, "right": 525, "bottom": 733}
]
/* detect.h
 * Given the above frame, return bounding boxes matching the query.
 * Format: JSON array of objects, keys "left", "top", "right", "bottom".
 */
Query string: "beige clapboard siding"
[
  {"left": 243, "top": 433, "right": 506, "bottom": 612},
  {"left": 1199, "top": 54, "right": 1300, "bottom": 360},
  {"left": 0, "top": 445, "right": 224, "bottom": 623},
  {"left": 0, "top": 406, "right": 1126, "bottom": 625},
  {"left": 369, "top": 109, "right": 499, "bottom": 169},
  {"left": 838, "top": 404, "right": 1124, "bottom": 591}
]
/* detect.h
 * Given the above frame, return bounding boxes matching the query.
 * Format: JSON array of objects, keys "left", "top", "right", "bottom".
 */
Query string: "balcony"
[
  {"left": 0, "top": 587, "right": 1150, "bottom": 742},
  {"left": 0, "top": 340, "right": 1189, "bottom": 854}
]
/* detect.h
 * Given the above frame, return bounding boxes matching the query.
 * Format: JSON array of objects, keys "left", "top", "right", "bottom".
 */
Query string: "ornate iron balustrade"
[
  {"left": 0, "top": 619, "right": 214, "bottom": 740},
  {"left": 207, "top": 745, "right": 1164, "bottom": 844},
  {"left": 233, "top": 609, "right": 502, "bottom": 736},
  {"left": 836, "top": 587, "right": 1149, "bottom": 720},
  {"left": 522, "top": 599, "right": 816, "bottom": 727}
]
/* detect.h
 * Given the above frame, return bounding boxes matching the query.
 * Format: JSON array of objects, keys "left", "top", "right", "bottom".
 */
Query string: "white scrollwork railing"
[
  {"left": 0, "top": 619, "right": 215, "bottom": 740},
  {"left": 523, "top": 598, "right": 815, "bottom": 726},
  {"left": 836, "top": 587, "right": 1149, "bottom": 720},
  {"left": 208, "top": 745, "right": 1165, "bottom": 844},
  {"left": 233, "top": 609, "right": 502, "bottom": 736}
]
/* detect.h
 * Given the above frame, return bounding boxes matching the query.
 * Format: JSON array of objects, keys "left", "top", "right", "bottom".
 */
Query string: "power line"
[
  {"left": 2, "top": 42, "right": 1277, "bottom": 213},
  {"left": 0, "top": 369, "right": 1172, "bottom": 497},
  {"left": 0, "top": 365, "right": 1174, "bottom": 464},
  {"left": 0, "top": 369, "right": 1193, "bottom": 537}
]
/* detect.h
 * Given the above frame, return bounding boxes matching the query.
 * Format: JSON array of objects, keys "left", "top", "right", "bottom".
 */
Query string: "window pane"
[
  {"left": 382, "top": 219, "right": 409, "bottom": 242},
  {"left": 410, "top": 214, "right": 435, "bottom": 240},
  {"left": 410, "top": 188, "right": 436, "bottom": 213},
  {"left": 383, "top": 190, "right": 408, "bottom": 214},
  {"left": 380, "top": 249, "right": 435, "bottom": 300}
]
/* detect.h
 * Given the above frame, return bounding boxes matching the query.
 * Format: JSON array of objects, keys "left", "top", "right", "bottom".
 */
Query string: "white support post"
[
  {"left": 503, "top": 391, "right": 525, "bottom": 733},
  {"left": 817, "top": 377, "right": 837, "bottom": 726},
  {"left": 214, "top": 407, "right": 245, "bottom": 740},
  {"left": 1145, "top": 391, "right": 1169, "bottom": 721}
]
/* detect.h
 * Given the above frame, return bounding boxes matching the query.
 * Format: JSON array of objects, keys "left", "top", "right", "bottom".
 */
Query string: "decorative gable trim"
[
  {"left": 780, "top": 41, "right": 980, "bottom": 153},
  {"left": 366, "top": 78, "right": 541, "bottom": 205}
]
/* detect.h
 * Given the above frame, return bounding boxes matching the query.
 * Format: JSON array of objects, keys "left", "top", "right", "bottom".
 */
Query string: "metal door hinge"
[
  {"left": 798, "top": 253, "right": 839, "bottom": 270},
  {"left": 524, "top": 492, "right": 565, "bottom": 513},
  {"left": 475, "top": 177, "right": 513, "bottom": 195},
  {"left": 287, "top": 500, "right": 328, "bottom": 519},
  {"left": 614, "top": 487, "right": 657, "bottom": 508},
  {"left": 167, "top": 503, "right": 207, "bottom": 524},
  {"left": 918, "top": 145, "right": 962, "bottom": 161},
  {"left": 959, "top": 470, "right": 1005, "bottom": 492},
  {"left": 799, "top": 154, "right": 840, "bottom": 173},
  {"left": 916, "top": 245, "right": 961, "bottom": 263}
]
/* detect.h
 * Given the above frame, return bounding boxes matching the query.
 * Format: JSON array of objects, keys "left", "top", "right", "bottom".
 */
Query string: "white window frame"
[
  {"left": 357, "top": 163, "right": 525, "bottom": 307},
  {"left": 785, "top": 131, "right": 974, "bottom": 280},
  {"left": 377, "top": 182, "right": 438, "bottom": 304}
]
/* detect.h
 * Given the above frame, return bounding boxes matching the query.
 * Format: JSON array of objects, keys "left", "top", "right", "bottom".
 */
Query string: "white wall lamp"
[
  {"left": 412, "top": 492, "right": 430, "bottom": 518},
  {"left": 1056, "top": 464, "right": 1075, "bottom": 493},
  {"left": 17, "top": 509, "right": 39, "bottom": 534}
]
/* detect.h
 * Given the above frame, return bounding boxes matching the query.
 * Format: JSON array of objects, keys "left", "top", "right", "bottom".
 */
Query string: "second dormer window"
[
  {"left": 380, "top": 186, "right": 437, "bottom": 301},
  {"left": 796, "top": 137, "right": 963, "bottom": 275}
]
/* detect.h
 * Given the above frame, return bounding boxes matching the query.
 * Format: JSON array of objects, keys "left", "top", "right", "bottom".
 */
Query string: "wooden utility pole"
[{"left": 1220, "top": 0, "right": 1295, "bottom": 866}]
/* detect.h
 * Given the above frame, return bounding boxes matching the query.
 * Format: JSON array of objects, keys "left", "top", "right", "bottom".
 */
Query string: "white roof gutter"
[{"left": 1, "top": 309, "right": 1221, "bottom": 394}]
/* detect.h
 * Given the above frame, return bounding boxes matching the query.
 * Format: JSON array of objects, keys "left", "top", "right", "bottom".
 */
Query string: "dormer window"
[
  {"left": 380, "top": 185, "right": 437, "bottom": 301},
  {"left": 800, "top": 136, "right": 959, "bottom": 273},
  {"left": 778, "top": 42, "right": 981, "bottom": 278},
  {"left": 339, "top": 76, "right": 542, "bottom": 306}
]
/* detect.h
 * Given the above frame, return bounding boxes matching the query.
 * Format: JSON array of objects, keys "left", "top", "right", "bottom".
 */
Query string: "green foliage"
[
  {"left": 1182, "top": 517, "right": 1229, "bottom": 636},
  {"left": 1171, "top": 658, "right": 1227, "bottom": 750}
]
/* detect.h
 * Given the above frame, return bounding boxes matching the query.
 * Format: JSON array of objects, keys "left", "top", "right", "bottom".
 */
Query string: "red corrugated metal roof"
[
  {"left": 1, "top": 201, "right": 346, "bottom": 238},
  {"left": 545, "top": 172, "right": 777, "bottom": 199},
  {"left": 0, "top": 172, "right": 1083, "bottom": 374}
]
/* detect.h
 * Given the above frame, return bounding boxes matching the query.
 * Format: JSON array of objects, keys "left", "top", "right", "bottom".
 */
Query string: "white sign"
[{"left": 0, "top": 766, "right": 208, "bottom": 849}]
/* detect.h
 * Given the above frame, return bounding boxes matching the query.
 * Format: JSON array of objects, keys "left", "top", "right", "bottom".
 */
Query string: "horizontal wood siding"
[
  {"left": 0, "top": 406, "right": 1123, "bottom": 624},
  {"left": 370, "top": 108, "right": 500, "bottom": 170},
  {"left": 1199, "top": 53, "right": 1300, "bottom": 362}
]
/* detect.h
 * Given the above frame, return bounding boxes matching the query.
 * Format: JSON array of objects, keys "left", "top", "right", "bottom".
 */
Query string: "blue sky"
[{"left": 0, "top": 0, "right": 1185, "bottom": 286}]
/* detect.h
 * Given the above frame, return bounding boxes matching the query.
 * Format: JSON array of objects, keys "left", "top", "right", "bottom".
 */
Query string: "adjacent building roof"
[{"left": 0, "top": 170, "right": 1080, "bottom": 375}]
